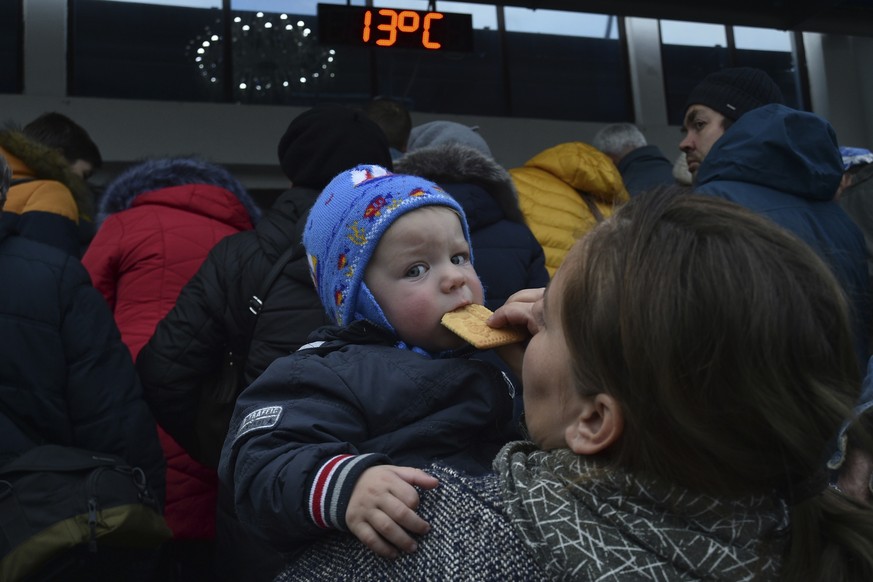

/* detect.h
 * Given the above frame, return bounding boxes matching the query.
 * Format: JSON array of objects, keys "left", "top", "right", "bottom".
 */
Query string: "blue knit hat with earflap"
[{"left": 303, "top": 164, "right": 471, "bottom": 332}]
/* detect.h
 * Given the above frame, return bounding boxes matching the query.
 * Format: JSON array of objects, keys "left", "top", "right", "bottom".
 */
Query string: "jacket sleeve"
[
  {"left": 218, "top": 354, "right": 390, "bottom": 553},
  {"left": 81, "top": 215, "right": 123, "bottom": 309},
  {"left": 60, "top": 255, "right": 166, "bottom": 505},
  {"left": 136, "top": 239, "right": 234, "bottom": 451}
]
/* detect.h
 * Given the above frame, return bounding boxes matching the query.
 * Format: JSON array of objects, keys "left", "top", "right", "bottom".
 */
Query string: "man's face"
[{"left": 679, "top": 105, "right": 727, "bottom": 178}]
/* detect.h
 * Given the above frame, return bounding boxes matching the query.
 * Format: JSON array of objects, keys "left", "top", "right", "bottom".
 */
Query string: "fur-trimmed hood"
[
  {"left": 395, "top": 143, "right": 525, "bottom": 224},
  {"left": 0, "top": 127, "right": 95, "bottom": 220},
  {"left": 98, "top": 157, "right": 261, "bottom": 226}
]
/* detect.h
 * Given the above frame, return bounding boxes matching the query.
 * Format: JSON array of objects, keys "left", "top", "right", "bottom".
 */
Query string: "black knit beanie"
[
  {"left": 684, "top": 67, "right": 785, "bottom": 121},
  {"left": 277, "top": 104, "right": 393, "bottom": 189}
]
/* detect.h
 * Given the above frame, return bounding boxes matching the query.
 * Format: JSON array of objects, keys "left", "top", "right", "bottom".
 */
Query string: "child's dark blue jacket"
[{"left": 218, "top": 321, "right": 518, "bottom": 553}]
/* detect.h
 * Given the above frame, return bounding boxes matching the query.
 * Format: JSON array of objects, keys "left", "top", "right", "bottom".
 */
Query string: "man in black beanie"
[
  {"left": 679, "top": 67, "right": 871, "bottom": 373},
  {"left": 679, "top": 67, "right": 784, "bottom": 178}
]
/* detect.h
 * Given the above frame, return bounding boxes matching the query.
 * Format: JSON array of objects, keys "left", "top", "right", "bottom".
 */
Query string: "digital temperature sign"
[{"left": 317, "top": 4, "right": 474, "bottom": 52}]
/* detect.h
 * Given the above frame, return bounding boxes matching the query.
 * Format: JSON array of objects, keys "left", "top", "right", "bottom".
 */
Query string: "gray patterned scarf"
[{"left": 497, "top": 442, "right": 788, "bottom": 581}]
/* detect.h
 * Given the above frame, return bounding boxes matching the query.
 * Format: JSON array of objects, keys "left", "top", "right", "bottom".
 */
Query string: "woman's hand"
[{"left": 487, "top": 287, "right": 545, "bottom": 379}]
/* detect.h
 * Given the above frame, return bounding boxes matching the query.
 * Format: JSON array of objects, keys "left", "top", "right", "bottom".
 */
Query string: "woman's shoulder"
[{"left": 278, "top": 465, "right": 548, "bottom": 582}]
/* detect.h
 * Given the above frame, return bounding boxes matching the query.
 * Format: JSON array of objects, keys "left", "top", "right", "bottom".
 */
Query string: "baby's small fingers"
[
  {"left": 351, "top": 521, "right": 399, "bottom": 559},
  {"left": 374, "top": 516, "right": 420, "bottom": 554}
]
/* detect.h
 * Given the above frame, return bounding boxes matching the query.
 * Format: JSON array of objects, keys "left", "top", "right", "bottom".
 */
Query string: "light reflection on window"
[
  {"left": 505, "top": 7, "right": 618, "bottom": 39},
  {"left": 734, "top": 26, "right": 791, "bottom": 51},
  {"left": 660, "top": 20, "right": 726, "bottom": 47}
]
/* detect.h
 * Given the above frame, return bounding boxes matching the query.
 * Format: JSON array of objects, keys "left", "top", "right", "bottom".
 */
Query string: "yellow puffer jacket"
[
  {"left": 1, "top": 149, "right": 80, "bottom": 223},
  {"left": 510, "top": 142, "right": 629, "bottom": 277}
]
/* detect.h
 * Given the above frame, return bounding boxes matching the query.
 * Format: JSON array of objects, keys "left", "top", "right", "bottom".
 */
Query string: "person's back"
[
  {"left": 695, "top": 104, "right": 871, "bottom": 367},
  {"left": 82, "top": 156, "right": 259, "bottom": 577},
  {"left": 509, "top": 141, "right": 628, "bottom": 277},
  {"left": 220, "top": 166, "right": 518, "bottom": 559},
  {"left": 592, "top": 122, "right": 675, "bottom": 196}
]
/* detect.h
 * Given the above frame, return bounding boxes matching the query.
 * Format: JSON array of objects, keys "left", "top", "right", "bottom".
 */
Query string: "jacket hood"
[
  {"left": 522, "top": 142, "right": 628, "bottom": 204},
  {"left": 395, "top": 143, "right": 525, "bottom": 224},
  {"left": 696, "top": 104, "right": 843, "bottom": 201},
  {"left": 97, "top": 157, "right": 261, "bottom": 225},
  {"left": 0, "top": 128, "right": 95, "bottom": 220}
]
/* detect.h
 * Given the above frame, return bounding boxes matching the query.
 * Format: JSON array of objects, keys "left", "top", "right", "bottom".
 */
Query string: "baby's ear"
[{"left": 564, "top": 393, "right": 623, "bottom": 455}]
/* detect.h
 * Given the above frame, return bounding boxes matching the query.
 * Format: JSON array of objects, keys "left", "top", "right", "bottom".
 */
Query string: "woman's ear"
[{"left": 565, "top": 393, "right": 624, "bottom": 455}]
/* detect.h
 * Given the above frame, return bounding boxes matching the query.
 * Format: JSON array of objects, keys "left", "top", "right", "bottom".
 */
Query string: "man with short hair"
[
  {"left": 593, "top": 122, "right": 674, "bottom": 196},
  {"left": 0, "top": 112, "right": 102, "bottom": 255},
  {"left": 680, "top": 67, "right": 871, "bottom": 368}
]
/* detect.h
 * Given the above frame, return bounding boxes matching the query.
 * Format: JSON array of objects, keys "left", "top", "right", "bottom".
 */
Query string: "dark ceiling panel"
[{"left": 450, "top": 0, "right": 873, "bottom": 36}]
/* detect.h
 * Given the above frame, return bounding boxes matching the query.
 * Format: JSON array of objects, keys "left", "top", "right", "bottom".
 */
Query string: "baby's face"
[{"left": 364, "top": 206, "right": 484, "bottom": 352}]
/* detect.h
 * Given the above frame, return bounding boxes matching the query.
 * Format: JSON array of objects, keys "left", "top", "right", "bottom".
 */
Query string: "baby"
[{"left": 219, "top": 165, "right": 519, "bottom": 559}]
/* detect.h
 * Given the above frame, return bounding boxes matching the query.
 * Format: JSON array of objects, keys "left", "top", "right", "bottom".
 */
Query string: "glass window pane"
[
  {"left": 734, "top": 26, "right": 792, "bottom": 52},
  {"left": 733, "top": 27, "right": 801, "bottom": 113},
  {"left": 660, "top": 20, "right": 803, "bottom": 125},
  {"left": 505, "top": 7, "right": 618, "bottom": 39},
  {"left": 0, "top": 0, "right": 23, "bottom": 94},
  {"left": 70, "top": 0, "right": 226, "bottom": 101},
  {"left": 504, "top": 8, "right": 629, "bottom": 122},
  {"left": 660, "top": 20, "right": 727, "bottom": 47}
]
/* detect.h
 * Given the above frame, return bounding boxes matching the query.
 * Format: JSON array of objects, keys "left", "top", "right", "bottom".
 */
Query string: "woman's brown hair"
[{"left": 560, "top": 186, "right": 873, "bottom": 580}]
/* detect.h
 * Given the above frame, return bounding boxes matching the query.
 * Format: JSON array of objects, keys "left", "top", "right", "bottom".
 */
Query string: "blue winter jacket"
[
  {"left": 0, "top": 221, "right": 166, "bottom": 502},
  {"left": 696, "top": 104, "right": 871, "bottom": 367},
  {"left": 219, "top": 321, "right": 518, "bottom": 553}
]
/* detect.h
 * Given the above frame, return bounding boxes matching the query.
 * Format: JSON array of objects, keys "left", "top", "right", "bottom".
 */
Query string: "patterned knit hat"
[
  {"left": 684, "top": 67, "right": 784, "bottom": 121},
  {"left": 303, "top": 164, "right": 470, "bottom": 330}
]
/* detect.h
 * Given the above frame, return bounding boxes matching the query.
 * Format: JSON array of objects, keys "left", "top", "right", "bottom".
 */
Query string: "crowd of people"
[{"left": 2, "top": 66, "right": 873, "bottom": 581}]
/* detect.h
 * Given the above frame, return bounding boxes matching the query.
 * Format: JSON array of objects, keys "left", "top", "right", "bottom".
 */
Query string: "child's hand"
[
  {"left": 346, "top": 465, "right": 439, "bottom": 559},
  {"left": 488, "top": 287, "right": 545, "bottom": 378}
]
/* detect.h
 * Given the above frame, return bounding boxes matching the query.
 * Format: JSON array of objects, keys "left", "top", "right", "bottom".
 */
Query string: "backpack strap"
[{"left": 248, "top": 245, "right": 300, "bottom": 317}]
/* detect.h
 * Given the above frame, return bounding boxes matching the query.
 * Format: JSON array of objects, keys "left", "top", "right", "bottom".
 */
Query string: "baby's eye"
[
  {"left": 451, "top": 254, "right": 469, "bottom": 266},
  {"left": 405, "top": 264, "right": 426, "bottom": 278}
]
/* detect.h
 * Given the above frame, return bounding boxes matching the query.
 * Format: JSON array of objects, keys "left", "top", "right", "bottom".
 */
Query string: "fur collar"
[
  {"left": 395, "top": 143, "right": 525, "bottom": 224},
  {"left": 0, "top": 129, "right": 95, "bottom": 220}
]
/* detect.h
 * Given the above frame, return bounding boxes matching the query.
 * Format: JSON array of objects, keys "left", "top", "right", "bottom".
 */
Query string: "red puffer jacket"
[{"left": 84, "top": 181, "right": 255, "bottom": 540}]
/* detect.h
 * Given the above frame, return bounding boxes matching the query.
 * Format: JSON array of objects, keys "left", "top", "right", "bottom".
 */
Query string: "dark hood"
[
  {"left": 395, "top": 143, "right": 525, "bottom": 224},
  {"left": 696, "top": 104, "right": 842, "bottom": 202}
]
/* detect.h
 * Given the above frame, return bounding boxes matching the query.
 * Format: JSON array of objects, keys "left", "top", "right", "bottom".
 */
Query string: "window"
[
  {"left": 660, "top": 19, "right": 804, "bottom": 125},
  {"left": 0, "top": 0, "right": 23, "bottom": 94},
  {"left": 69, "top": 0, "right": 226, "bottom": 101},
  {"left": 503, "top": 7, "right": 629, "bottom": 122}
]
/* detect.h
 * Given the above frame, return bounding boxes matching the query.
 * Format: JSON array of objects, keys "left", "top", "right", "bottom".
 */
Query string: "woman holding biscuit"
[{"left": 276, "top": 187, "right": 873, "bottom": 581}]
